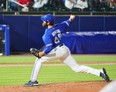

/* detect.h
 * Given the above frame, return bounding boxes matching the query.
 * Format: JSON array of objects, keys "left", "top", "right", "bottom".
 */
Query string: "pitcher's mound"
[{"left": 0, "top": 81, "right": 109, "bottom": 92}]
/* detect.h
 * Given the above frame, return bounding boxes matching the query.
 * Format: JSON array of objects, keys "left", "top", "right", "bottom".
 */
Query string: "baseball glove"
[{"left": 30, "top": 48, "right": 40, "bottom": 58}]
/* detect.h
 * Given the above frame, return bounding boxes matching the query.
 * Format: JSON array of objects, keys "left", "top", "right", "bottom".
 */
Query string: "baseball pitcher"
[{"left": 24, "top": 14, "right": 110, "bottom": 86}]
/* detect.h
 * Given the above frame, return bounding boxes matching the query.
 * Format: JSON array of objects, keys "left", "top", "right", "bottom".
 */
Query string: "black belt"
[{"left": 59, "top": 43, "right": 64, "bottom": 47}]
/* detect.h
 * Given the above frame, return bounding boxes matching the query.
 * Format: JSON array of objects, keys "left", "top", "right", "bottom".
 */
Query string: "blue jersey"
[{"left": 42, "top": 20, "right": 71, "bottom": 54}]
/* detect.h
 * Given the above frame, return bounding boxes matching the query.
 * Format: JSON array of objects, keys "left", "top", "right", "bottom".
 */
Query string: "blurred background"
[
  {"left": 0, "top": 0, "right": 116, "bottom": 55},
  {"left": 0, "top": 0, "right": 115, "bottom": 13}
]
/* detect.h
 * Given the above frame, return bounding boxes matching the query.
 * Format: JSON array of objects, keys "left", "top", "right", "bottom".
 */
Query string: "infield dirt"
[{"left": 0, "top": 81, "right": 109, "bottom": 92}]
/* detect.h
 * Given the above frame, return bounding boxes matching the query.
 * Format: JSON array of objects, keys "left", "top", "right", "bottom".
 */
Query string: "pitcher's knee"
[{"left": 71, "top": 65, "right": 81, "bottom": 72}]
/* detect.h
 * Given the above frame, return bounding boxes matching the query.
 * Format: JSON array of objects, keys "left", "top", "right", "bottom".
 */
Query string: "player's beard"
[{"left": 42, "top": 22, "right": 48, "bottom": 27}]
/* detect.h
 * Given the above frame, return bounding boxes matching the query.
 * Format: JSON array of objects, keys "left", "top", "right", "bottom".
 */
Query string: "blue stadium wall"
[{"left": 0, "top": 15, "right": 116, "bottom": 54}]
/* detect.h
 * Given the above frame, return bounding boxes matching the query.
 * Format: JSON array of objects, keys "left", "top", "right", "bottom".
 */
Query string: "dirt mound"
[{"left": 0, "top": 81, "right": 109, "bottom": 92}]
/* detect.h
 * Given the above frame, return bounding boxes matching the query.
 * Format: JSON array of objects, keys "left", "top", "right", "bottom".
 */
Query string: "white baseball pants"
[{"left": 30, "top": 45, "right": 101, "bottom": 82}]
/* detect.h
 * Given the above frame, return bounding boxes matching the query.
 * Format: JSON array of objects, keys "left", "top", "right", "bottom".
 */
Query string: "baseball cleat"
[
  {"left": 24, "top": 80, "right": 39, "bottom": 86},
  {"left": 100, "top": 68, "right": 110, "bottom": 82}
]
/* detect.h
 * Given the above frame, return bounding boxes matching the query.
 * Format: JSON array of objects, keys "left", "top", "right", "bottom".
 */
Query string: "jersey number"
[{"left": 54, "top": 33, "right": 62, "bottom": 44}]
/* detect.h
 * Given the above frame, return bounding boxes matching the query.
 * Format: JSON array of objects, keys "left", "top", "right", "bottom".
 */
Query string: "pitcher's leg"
[
  {"left": 30, "top": 58, "right": 42, "bottom": 82},
  {"left": 72, "top": 65, "right": 101, "bottom": 76},
  {"left": 63, "top": 55, "right": 101, "bottom": 76},
  {"left": 29, "top": 49, "right": 62, "bottom": 83}
]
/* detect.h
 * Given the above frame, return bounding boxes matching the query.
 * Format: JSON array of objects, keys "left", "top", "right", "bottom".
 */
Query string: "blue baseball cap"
[{"left": 41, "top": 14, "right": 54, "bottom": 23}]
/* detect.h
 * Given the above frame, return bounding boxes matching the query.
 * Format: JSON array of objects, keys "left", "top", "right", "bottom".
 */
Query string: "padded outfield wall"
[{"left": 0, "top": 15, "right": 116, "bottom": 54}]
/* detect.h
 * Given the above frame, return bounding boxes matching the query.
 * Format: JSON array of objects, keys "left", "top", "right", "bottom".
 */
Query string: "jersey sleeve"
[
  {"left": 60, "top": 20, "right": 71, "bottom": 32},
  {"left": 42, "top": 34, "right": 54, "bottom": 54}
]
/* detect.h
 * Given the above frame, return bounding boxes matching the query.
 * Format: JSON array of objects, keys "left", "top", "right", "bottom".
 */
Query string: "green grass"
[
  {"left": 0, "top": 64, "right": 116, "bottom": 86},
  {"left": 0, "top": 56, "right": 35, "bottom": 64},
  {"left": 0, "top": 55, "right": 116, "bottom": 64},
  {"left": 74, "top": 55, "right": 116, "bottom": 62},
  {"left": 0, "top": 55, "right": 116, "bottom": 86}
]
